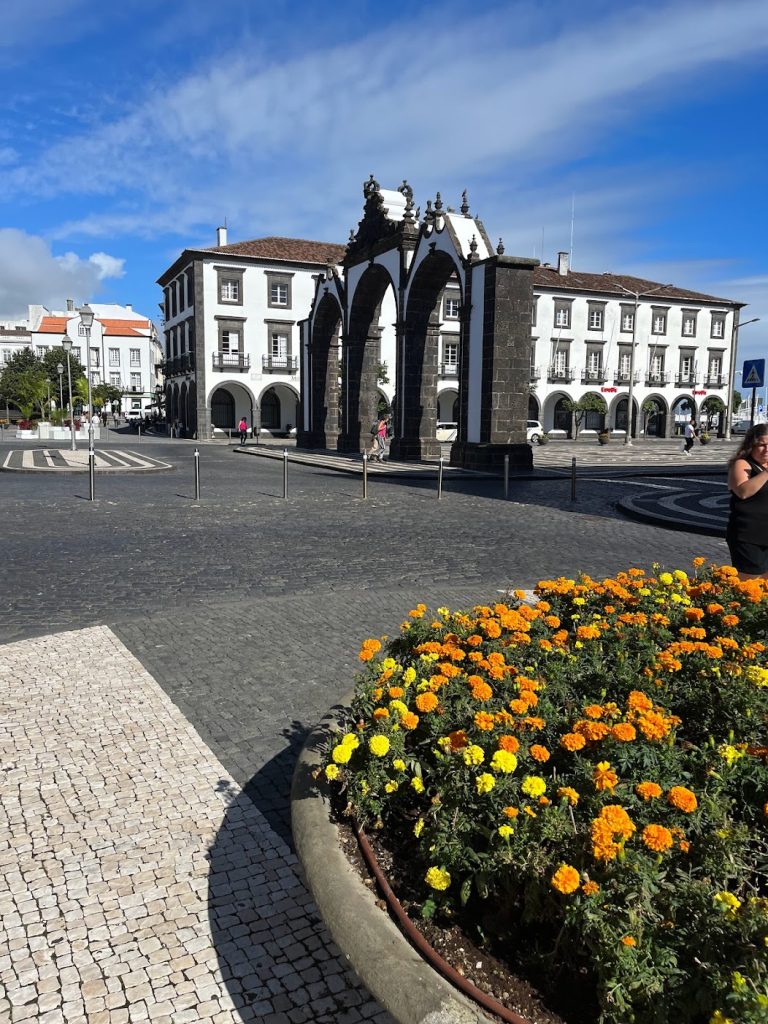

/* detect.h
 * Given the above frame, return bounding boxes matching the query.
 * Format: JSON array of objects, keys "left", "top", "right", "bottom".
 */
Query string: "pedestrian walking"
[
  {"left": 726, "top": 424, "right": 768, "bottom": 580},
  {"left": 238, "top": 416, "right": 248, "bottom": 446},
  {"left": 172, "top": 418, "right": 180, "bottom": 438},
  {"left": 681, "top": 418, "right": 698, "bottom": 455},
  {"left": 368, "top": 414, "right": 390, "bottom": 462}
]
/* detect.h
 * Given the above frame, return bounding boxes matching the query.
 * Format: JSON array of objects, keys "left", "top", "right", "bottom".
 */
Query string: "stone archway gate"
[{"left": 298, "top": 177, "right": 537, "bottom": 470}]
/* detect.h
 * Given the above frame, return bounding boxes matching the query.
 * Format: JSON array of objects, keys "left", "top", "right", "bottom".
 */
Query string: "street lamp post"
[
  {"left": 613, "top": 282, "right": 671, "bottom": 446},
  {"left": 57, "top": 363, "right": 64, "bottom": 421},
  {"left": 725, "top": 317, "right": 760, "bottom": 440},
  {"left": 61, "top": 337, "right": 76, "bottom": 451},
  {"left": 78, "top": 304, "right": 95, "bottom": 447}
]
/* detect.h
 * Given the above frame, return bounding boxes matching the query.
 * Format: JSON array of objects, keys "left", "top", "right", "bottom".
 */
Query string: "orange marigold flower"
[
  {"left": 693, "top": 556, "right": 705, "bottom": 567},
  {"left": 636, "top": 711, "right": 672, "bottom": 742},
  {"left": 438, "top": 662, "right": 461, "bottom": 678},
  {"left": 722, "top": 614, "right": 740, "bottom": 627},
  {"left": 509, "top": 699, "right": 528, "bottom": 715},
  {"left": 642, "top": 824, "right": 674, "bottom": 853},
  {"left": 498, "top": 735, "right": 520, "bottom": 753},
  {"left": 574, "top": 720, "right": 610, "bottom": 742},
  {"left": 415, "top": 692, "right": 439, "bottom": 713},
  {"left": 610, "top": 723, "right": 637, "bottom": 742},
  {"left": 594, "top": 761, "right": 619, "bottom": 791},
  {"left": 474, "top": 711, "right": 496, "bottom": 731},
  {"left": 388, "top": 686, "right": 405, "bottom": 699},
  {"left": 447, "top": 729, "right": 468, "bottom": 751},
  {"left": 467, "top": 634, "right": 483, "bottom": 647},
  {"left": 590, "top": 819, "right": 620, "bottom": 862},
  {"left": 599, "top": 804, "right": 636, "bottom": 840},
  {"left": 400, "top": 711, "right": 419, "bottom": 730},
  {"left": 428, "top": 674, "right": 449, "bottom": 691},
  {"left": 539, "top": 639, "right": 553, "bottom": 651},
  {"left": 468, "top": 650, "right": 484, "bottom": 663},
  {"left": 576, "top": 625, "right": 601, "bottom": 640},
  {"left": 471, "top": 680, "right": 494, "bottom": 701},
  {"left": 584, "top": 704, "right": 605, "bottom": 719},
  {"left": 373, "top": 708, "right": 390, "bottom": 720},
  {"left": 667, "top": 786, "right": 698, "bottom": 813},
  {"left": 502, "top": 806, "right": 520, "bottom": 819},
  {"left": 372, "top": 687, "right": 384, "bottom": 701},
  {"left": 582, "top": 881, "right": 600, "bottom": 896},
  {"left": 543, "top": 615, "right": 561, "bottom": 628},
  {"left": 706, "top": 603, "right": 725, "bottom": 615},
  {"left": 551, "top": 864, "right": 580, "bottom": 895},
  {"left": 483, "top": 620, "right": 502, "bottom": 638},
  {"left": 684, "top": 607, "right": 705, "bottom": 622},
  {"left": 561, "top": 732, "right": 587, "bottom": 752},
  {"left": 553, "top": 629, "right": 569, "bottom": 647},
  {"left": 627, "top": 690, "right": 653, "bottom": 712},
  {"left": 530, "top": 744, "right": 550, "bottom": 763},
  {"left": 679, "top": 840, "right": 691, "bottom": 853},
  {"left": 620, "top": 936, "right": 637, "bottom": 947},
  {"left": 523, "top": 716, "right": 546, "bottom": 731},
  {"left": 409, "top": 604, "right": 426, "bottom": 618},
  {"left": 557, "top": 786, "right": 580, "bottom": 806},
  {"left": 635, "top": 781, "right": 662, "bottom": 801}
]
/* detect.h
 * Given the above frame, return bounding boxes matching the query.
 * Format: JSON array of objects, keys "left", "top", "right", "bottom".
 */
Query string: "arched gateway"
[{"left": 298, "top": 177, "right": 537, "bottom": 470}]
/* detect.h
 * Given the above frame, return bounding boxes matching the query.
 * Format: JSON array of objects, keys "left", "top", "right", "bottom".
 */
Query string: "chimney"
[
  {"left": 125, "top": 303, "right": 132, "bottom": 312},
  {"left": 66, "top": 298, "right": 74, "bottom": 311},
  {"left": 217, "top": 226, "right": 228, "bottom": 247},
  {"left": 557, "top": 251, "right": 569, "bottom": 276}
]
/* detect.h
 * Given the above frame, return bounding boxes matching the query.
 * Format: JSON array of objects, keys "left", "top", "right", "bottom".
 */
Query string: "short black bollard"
[
  {"left": 88, "top": 445, "right": 95, "bottom": 502},
  {"left": 362, "top": 452, "right": 368, "bottom": 499},
  {"left": 194, "top": 448, "right": 200, "bottom": 500},
  {"left": 503, "top": 453, "right": 510, "bottom": 499},
  {"left": 437, "top": 456, "right": 444, "bottom": 500},
  {"left": 283, "top": 449, "right": 288, "bottom": 499},
  {"left": 571, "top": 456, "right": 577, "bottom": 502}
]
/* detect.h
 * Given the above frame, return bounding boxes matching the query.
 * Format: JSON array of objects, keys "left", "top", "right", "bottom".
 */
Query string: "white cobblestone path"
[{"left": 0, "top": 626, "right": 385, "bottom": 1024}]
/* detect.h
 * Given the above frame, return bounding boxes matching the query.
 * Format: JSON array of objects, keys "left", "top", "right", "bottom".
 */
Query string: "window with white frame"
[
  {"left": 649, "top": 353, "right": 665, "bottom": 380},
  {"left": 36, "top": 345, "right": 49, "bottom": 357},
  {"left": 531, "top": 296, "right": 538, "bottom": 327},
  {"left": 443, "top": 341, "right": 459, "bottom": 368},
  {"left": 110, "top": 372, "right": 121, "bottom": 386},
  {"left": 551, "top": 347, "right": 569, "bottom": 375},
  {"left": 711, "top": 313, "right": 726, "bottom": 338},
  {"left": 444, "top": 296, "right": 460, "bottom": 320},
  {"left": 215, "top": 266, "right": 244, "bottom": 306},
  {"left": 651, "top": 309, "right": 668, "bottom": 335},
  {"left": 708, "top": 354, "right": 722, "bottom": 379},
  {"left": 679, "top": 352, "right": 695, "bottom": 381},
  {"left": 78, "top": 324, "right": 87, "bottom": 336},
  {"left": 681, "top": 310, "right": 698, "bottom": 337},
  {"left": 220, "top": 330, "right": 240, "bottom": 352},
  {"left": 270, "top": 282, "right": 289, "bottom": 306},
  {"left": 90, "top": 347, "right": 100, "bottom": 367},
  {"left": 620, "top": 306, "right": 635, "bottom": 332},
  {"left": 109, "top": 348, "right": 120, "bottom": 366},
  {"left": 130, "top": 373, "right": 141, "bottom": 390},
  {"left": 266, "top": 272, "right": 293, "bottom": 309},
  {"left": 554, "top": 300, "right": 571, "bottom": 329},
  {"left": 220, "top": 278, "right": 240, "bottom": 302},
  {"left": 270, "top": 331, "right": 288, "bottom": 358},
  {"left": 587, "top": 304, "right": 605, "bottom": 331},
  {"left": 129, "top": 348, "right": 141, "bottom": 366},
  {"left": 2, "top": 349, "right": 10, "bottom": 365},
  {"left": 586, "top": 349, "right": 602, "bottom": 376},
  {"left": 619, "top": 351, "right": 632, "bottom": 377},
  {"left": 73, "top": 347, "right": 81, "bottom": 360}
]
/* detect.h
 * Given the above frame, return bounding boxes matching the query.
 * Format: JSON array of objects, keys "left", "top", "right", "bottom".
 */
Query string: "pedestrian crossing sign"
[{"left": 743, "top": 358, "right": 765, "bottom": 388}]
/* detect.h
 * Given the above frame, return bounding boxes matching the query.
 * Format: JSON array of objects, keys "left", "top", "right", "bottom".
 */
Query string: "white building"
[
  {"left": 157, "top": 230, "right": 346, "bottom": 437},
  {"left": 1, "top": 301, "right": 162, "bottom": 416}
]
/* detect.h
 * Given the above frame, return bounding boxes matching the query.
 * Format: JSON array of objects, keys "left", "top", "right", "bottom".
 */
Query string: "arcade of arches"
[{"left": 164, "top": 381, "right": 298, "bottom": 436}]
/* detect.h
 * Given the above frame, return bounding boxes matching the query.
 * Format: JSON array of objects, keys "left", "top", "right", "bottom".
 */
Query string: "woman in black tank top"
[{"left": 726, "top": 423, "right": 768, "bottom": 579}]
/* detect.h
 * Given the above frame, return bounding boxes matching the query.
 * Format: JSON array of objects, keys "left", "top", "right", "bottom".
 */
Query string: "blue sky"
[{"left": 1, "top": 0, "right": 767, "bottom": 367}]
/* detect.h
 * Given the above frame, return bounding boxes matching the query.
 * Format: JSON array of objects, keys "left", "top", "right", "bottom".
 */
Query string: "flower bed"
[{"left": 321, "top": 563, "right": 768, "bottom": 1024}]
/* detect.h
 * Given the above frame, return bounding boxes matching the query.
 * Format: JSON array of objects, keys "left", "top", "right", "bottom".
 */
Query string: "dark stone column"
[
  {"left": 390, "top": 316, "right": 441, "bottom": 461},
  {"left": 452, "top": 255, "right": 536, "bottom": 471},
  {"left": 338, "top": 327, "right": 381, "bottom": 453},
  {"left": 299, "top": 328, "right": 341, "bottom": 450},
  {"left": 193, "top": 262, "right": 211, "bottom": 440}
]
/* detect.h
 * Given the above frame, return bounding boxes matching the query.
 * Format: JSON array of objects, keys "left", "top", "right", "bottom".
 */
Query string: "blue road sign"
[{"left": 743, "top": 358, "right": 765, "bottom": 388}]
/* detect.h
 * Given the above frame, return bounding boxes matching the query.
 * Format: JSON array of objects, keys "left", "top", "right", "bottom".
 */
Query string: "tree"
[
  {"left": 40, "top": 347, "right": 85, "bottom": 395},
  {"left": 732, "top": 390, "right": 743, "bottom": 416},
  {"left": 93, "top": 383, "right": 123, "bottom": 411},
  {"left": 0, "top": 347, "right": 38, "bottom": 402},
  {"left": 701, "top": 396, "right": 726, "bottom": 431},
  {"left": 13, "top": 367, "right": 49, "bottom": 420},
  {"left": 642, "top": 399, "right": 659, "bottom": 436},
  {"left": 564, "top": 394, "right": 607, "bottom": 438}
]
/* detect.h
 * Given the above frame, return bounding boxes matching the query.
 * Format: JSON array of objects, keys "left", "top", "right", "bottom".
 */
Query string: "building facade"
[{"left": 157, "top": 231, "right": 346, "bottom": 437}]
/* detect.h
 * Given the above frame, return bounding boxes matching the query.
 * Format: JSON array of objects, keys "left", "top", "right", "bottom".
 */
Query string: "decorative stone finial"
[
  {"left": 363, "top": 174, "right": 380, "bottom": 198},
  {"left": 434, "top": 192, "right": 443, "bottom": 212},
  {"left": 496, "top": 238, "right": 505, "bottom": 255},
  {"left": 468, "top": 234, "right": 479, "bottom": 261},
  {"left": 460, "top": 189, "right": 469, "bottom": 216},
  {"left": 348, "top": 229, "right": 356, "bottom": 243}
]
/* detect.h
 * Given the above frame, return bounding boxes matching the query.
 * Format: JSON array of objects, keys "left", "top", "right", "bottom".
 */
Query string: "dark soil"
[{"left": 333, "top": 806, "right": 596, "bottom": 1024}]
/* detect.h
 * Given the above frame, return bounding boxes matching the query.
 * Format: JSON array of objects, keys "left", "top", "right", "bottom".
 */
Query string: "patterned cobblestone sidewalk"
[{"left": 0, "top": 626, "right": 390, "bottom": 1024}]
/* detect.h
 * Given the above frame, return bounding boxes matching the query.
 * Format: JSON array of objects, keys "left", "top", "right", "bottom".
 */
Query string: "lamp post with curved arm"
[{"left": 78, "top": 304, "right": 95, "bottom": 447}]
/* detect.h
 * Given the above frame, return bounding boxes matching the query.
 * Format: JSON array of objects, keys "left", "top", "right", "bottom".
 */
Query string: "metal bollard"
[
  {"left": 194, "top": 448, "right": 200, "bottom": 500},
  {"left": 571, "top": 456, "right": 577, "bottom": 502},
  {"left": 137, "top": 424, "right": 141, "bottom": 442},
  {"left": 88, "top": 445, "right": 95, "bottom": 502},
  {"left": 283, "top": 449, "right": 288, "bottom": 499},
  {"left": 362, "top": 452, "right": 368, "bottom": 499},
  {"left": 437, "top": 456, "right": 444, "bottom": 500},
  {"left": 503, "top": 453, "right": 510, "bottom": 499}
]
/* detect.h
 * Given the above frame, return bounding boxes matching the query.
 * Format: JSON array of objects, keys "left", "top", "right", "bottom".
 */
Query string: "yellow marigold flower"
[
  {"left": 413, "top": 818, "right": 424, "bottom": 837},
  {"left": 658, "top": 572, "right": 674, "bottom": 585},
  {"left": 610, "top": 723, "right": 637, "bottom": 742},
  {"left": 560, "top": 732, "right": 587, "bottom": 752},
  {"left": 389, "top": 700, "right": 408, "bottom": 718},
  {"left": 718, "top": 743, "right": 745, "bottom": 765},
  {"left": 474, "top": 711, "right": 496, "bottom": 731},
  {"left": 557, "top": 786, "right": 580, "bottom": 806},
  {"left": 714, "top": 891, "right": 741, "bottom": 914},
  {"left": 523, "top": 806, "right": 537, "bottom": 818},
  {"left": 462, "top": 744, "right": 485, "bottom": 766},
  {"left": 521, "top": 775, "right": 546, "bottom": 798},
  {"left": 403, "top": 666, "right": 416, "bottom": 684},
  {"left": 746, "top": 665, "right": 768, "bottom": 687},
  {"left": 411, "top": 777, "right": 425, "bottom": 794},
  {"left": 620, "top": 935, "right": 637, "bottom": 947},
  {"left": 476, "top": 773, "right": 496, "bottom": 795},
  {"left": 332, "top": 743, "right": 353, "bottom": 764},
  {"left": 550, "top": 864, "right": 580, "bottom": 895},
  {"left": 594, "top": 761, "right": 619, "bottom": 791},
  {"left": 385, "top": 781, "right": 398, "bottom": 793},
  {"left": 635, "top": 781, "right": 662, "bottom": 801},
  {"left": 710, "top": 1012, "right": 735, "bottom": 1024},
  {"left": 490, "top": 749, "right": 518, "bottom": 774},
  {"left": 498, "top": 824, "right": 514, "bottom": 839},
  {"left": 582, "top": 880, "right": 600, "bottom": 896},
  {"left": 325, "top": 764, "right": 340, "bottom": 781},
  {"left": 393, "top": 759, "right": 406, "bottom": 772},
  {"left": 425, "top": 866, "right": 451, "bottom": 891},
  {"left": 530, "top": 744, "right": 550, "bottom": 763},
  {"left": 415, "top": 692, "right": 439, "bottom": 713},
  {"left": 503, "top": 806, "right": 519, "bottom": 819},
  {"left": 642, "top": 824, "right": 674, "bottom": 853},
  {"left": 369, "top": 735, "right": 390, "bottom": 757},
  {"left": 667, "top": 786, "right": 698, "bottom": 813},
  {"left": 341, "top": 733, "right": 360, "bottom": 748},
  {"left": 401, "top": 711, "right": 419, "bottom": 730}
]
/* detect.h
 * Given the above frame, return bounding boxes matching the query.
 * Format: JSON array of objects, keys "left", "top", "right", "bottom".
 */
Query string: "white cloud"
[{"left": 0, "top": 229, "right": 126, "bottom": 320}]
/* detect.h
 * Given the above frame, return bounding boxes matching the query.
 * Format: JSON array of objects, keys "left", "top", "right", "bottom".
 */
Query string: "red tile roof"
[
  {"left": 532, "top": 267, "right": 741, "bottom": 306},
  {"left": 37, "top": 316, "right": 72, "bottom": 333},
  {"left": 36, "top": 316, "right": 150, "bottom": 337},
  {"left": 202, "top": 236, "right": 347, "bottom": 266}
]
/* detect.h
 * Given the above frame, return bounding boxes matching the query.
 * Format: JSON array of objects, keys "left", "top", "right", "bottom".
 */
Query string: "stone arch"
[
  {"left": 187, "top": 380, "right": 197, "bottom": 436},
  {"left": 179, "top": 382, "right": 189, "bottom": 434},
  {"left": 527, "top": 394, "right": 540, "bottom": 421},
  {"left": 671, "top": 394, "right": 695, "bottom": 436},
  {"left": 438, "top": 387, "right": 459, "bottom": 423},
  {"left": 341, "top": 263, "right": 397, "bottom": 453},
  {"left": 579, "top": 391, "right": 607, "bottom": 434},
  {"left": 171, "top": 382, "right": 180, "bottom": 425},
  {"left": 613, "top": 395, "right": 639, "bottom": 437},
  {"left": 302, "top": 291, "right": 343, "bottom": 448},
  {"left": 259, "top": 382, "right": 299, "bottom": 433},
  {"left": 542, "top": 391, "right": 570, "bottom": 434},
  {"left": 209, "top": 381, "right": 257, "bottom": 435},
  {"left": 641, "top": 394, "right": 668, "bottom": 438}
]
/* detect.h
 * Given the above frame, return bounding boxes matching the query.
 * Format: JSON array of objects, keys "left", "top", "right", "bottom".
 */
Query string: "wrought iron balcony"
[
  {"left": 439, "top": 362, "right": 459, "bottom": 378},
  {"left": 675, "top": 372, "right": 699, "bottom": 387},
  {"left": 580, "top": 367, "right": 607, "bottom": 384},
  {"left": 547, "top": 365, "right": 575, "bottom": 383},
  {"left": 529, "top": 365, "right": 541, "bottom": 381},
  {"left": 262, "top": 354, "right": 298, "bottom": 373},
  {"left": 614, "top": 370, "right": 640, "bottom": 384},
  {"left": 645, "top": 371, "right": 671, "bottom": 386},
  {"left": 213, "top": 352, "right": 250, "bottom": 372},
  {"left": 705, "top": 373, "right": 726, "bottom": 387}
]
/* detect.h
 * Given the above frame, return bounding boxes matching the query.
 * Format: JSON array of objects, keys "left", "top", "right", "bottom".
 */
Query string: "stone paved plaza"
[{"left": 0, "top": 437, "right": 733, "bottom": 1023}]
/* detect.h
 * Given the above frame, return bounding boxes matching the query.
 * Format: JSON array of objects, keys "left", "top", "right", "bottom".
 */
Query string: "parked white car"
[
  {"left": 527, "top": 419, "right": 544, "bottom": 443},
  {"left": 436, "top": 421, "right": 457, "bottom": 442}
]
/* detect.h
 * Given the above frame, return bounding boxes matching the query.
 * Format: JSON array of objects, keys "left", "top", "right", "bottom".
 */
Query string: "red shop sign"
[
  {"left": 693, "top": 390, "right": 707, "bottom": 395},
  {"left": 601, "top": 387, "right": 618, "bottom": 393}
]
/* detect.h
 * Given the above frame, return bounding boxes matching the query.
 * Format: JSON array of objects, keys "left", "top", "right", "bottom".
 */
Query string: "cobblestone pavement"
[{"left": 0, "top": 439, "right": 733, "bottom": 1022}]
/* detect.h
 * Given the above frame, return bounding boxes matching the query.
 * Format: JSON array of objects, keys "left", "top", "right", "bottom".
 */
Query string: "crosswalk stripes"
[{"left": 1, "top": 448, "right": 172, "bottom": 472}]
